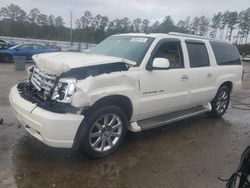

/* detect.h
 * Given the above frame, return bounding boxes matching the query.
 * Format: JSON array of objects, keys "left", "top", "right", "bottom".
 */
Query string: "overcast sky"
[{"left": 1, "top": 0, "right": 250, "bottom": 27}]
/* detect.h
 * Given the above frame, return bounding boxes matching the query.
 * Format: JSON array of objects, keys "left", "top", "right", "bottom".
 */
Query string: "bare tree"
[
  {"left": 227, "top": 11, "right": 238, "bottom": 41},
  {"left": 210, "top": 12, "right": 222, "bottom": 38}
]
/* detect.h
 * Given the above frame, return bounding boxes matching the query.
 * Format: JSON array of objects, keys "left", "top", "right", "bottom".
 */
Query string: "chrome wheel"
[
  {"left": 215, "top": 89, "right": 229, "bottom": 114},
  {"left": 89, "top": 113, "right": 123, "bottom": 152}
]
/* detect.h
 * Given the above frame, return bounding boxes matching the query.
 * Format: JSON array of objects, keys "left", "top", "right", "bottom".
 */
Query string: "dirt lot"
[{"left": 0, "top": 63, "right": 250, "bottom": 188}]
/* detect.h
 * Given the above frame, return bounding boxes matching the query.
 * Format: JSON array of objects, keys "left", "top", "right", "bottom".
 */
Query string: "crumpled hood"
[{"left": 32, "top": 52, "right": 136, "bottom": 75}]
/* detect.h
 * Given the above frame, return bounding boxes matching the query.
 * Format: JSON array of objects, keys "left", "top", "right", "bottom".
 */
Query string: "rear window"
[
  {"left": 210, "top": 41, "right": 241, "bottom": 65},
  {"left": 186, "top": 42, "right": 210, "bottom": 68}
]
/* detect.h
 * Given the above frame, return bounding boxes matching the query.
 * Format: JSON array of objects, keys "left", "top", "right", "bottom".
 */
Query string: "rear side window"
[
  {"left": 32, "top": 44, "right": 44, "bottom": 50},
  {"left": 186, "top": 42, "right": 210, "bottom": 68},
  {"left": 210, "top": 41, "right": 241, "bottom": 65}
]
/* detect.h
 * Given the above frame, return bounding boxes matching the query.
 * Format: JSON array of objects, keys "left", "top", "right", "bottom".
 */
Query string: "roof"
[
  {"left": 114, "top": 32, "right": 229, "bottom": 43},
  {"left": 114, "top": 33, "right": 169, "bottom": 38}
]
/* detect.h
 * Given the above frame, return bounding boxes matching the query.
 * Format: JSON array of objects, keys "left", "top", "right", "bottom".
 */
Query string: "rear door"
[{"left": 185, "top": 40, "right": 216, "bottom": 106}]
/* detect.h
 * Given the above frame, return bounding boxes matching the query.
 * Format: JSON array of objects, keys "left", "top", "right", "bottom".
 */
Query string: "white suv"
[{"left": 9, "top": 32, "right": 243, "bottom": 158}]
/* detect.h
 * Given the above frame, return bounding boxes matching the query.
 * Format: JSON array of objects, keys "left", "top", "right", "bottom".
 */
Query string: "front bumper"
[{"left": 9, "top": 85, "right": 84, "bottom": 148}]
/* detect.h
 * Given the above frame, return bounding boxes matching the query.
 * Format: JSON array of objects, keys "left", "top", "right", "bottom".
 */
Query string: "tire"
[
  {"left": 210, "top": 86, "right": 230, "bottom": 117},
  {"left": 0, "top": 54, "right": 13, "bottom": 63},
  {"left": 78, "top": 105, "right": 128, "bottom": 158}
]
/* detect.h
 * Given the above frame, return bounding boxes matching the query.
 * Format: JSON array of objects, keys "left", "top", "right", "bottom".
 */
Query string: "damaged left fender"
[{"left": 71, "top": 70, "right": 140, "bottom": 122}]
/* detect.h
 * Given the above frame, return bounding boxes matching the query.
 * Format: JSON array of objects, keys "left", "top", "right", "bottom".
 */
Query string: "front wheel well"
[{"left": 82, "top": 95, "right": 133, "bottom": 121}]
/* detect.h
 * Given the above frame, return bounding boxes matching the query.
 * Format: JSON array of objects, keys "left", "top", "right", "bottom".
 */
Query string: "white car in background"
[
  {"left": 9, "top": 32, "right": 243, "bottom": 158},
  {"left": 243, "top": 55, "right": 250, "bottom": 62}
]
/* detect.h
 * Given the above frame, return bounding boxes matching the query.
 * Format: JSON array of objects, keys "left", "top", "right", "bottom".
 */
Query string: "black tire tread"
[
  {"left": 209, "top": 86, "right": 230, "bottom": 117},
  {"left": 78, "top": 105, "right": 128, "bottom": 158}
]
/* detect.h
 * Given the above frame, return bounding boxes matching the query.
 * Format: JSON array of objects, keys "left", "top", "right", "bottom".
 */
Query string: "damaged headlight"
[
  {"left": 27, "top": 65, "right": 35, "bottom": 81},
  {"left": 51, "top": 78, "right": 77, "bottom": 103}
]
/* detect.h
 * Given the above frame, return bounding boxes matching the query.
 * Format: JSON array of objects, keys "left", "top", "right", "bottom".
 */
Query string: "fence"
[{"left": 0, "top": 36, "right": 96, "bottom": 51}]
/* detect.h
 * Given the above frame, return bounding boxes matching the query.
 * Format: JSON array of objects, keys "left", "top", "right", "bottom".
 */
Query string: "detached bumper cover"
[{"left": 9, "top": 85, "right": 84, "bottom": 148}]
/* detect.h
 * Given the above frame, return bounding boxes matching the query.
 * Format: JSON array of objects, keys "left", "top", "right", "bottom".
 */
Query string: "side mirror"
[{"left": 151, "top": 58, "right": 170, "bottom": 70}]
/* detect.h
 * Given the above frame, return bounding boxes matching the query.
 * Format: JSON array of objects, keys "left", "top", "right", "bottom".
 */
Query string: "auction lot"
[{"left": 0, "top": 63, "right": 250, "bottom": 188}]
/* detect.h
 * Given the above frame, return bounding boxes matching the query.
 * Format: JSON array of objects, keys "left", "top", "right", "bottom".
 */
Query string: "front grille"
[
  {"left": 31, "top": 67, "right": 57, "bottom": 95},
  {"left": 17, "top": 82, "right": 80, "bottom": 114}
]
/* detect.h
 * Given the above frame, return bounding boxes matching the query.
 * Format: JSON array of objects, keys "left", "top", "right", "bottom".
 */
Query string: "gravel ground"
[{"left": 0, "top": 62, "right": 250, "bottom": 188}]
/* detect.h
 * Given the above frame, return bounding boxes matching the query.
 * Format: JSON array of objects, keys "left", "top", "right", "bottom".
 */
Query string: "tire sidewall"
[
  {"left": 211, "top": 86, "right": 230, "bottom": 117},
  {"left": 79, "top": 105, "right": 128, "bottom": 158},
  {"left": 1, "top": 54, "right": 13, "bottom": 63}
]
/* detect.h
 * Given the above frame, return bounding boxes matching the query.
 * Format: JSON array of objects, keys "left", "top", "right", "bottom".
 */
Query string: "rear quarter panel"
[
  {"left": 214, "top": 65, "right": 242, "bottom": 94},
  {"left": 207, "top": 41, "right": 243, "bottom": 97}
]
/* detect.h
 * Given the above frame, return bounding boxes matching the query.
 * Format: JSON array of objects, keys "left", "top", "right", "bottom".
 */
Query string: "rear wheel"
[
  {"left": 78, "top": 105, "right": 127, "bottom": 158},
  {"left": 210, "top": 86, "right": 230, "bottom": 117}
]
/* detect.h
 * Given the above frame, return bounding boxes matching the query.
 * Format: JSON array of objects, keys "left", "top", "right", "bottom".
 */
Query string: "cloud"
[{"left": 1, "top": 0, "right": 249, "bottom": 26}]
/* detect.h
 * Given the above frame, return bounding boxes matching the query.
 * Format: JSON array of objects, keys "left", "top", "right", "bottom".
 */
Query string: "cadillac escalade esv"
[{"left": 9, "top": 32, "right": 243, "bottom": 158}]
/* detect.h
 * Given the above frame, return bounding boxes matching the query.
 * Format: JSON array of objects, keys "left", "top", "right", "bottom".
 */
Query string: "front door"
[{"left": 138, "top": 40, "right": 190, "bottom": 120}]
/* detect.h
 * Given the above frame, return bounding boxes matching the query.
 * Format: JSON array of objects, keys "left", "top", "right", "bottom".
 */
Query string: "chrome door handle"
[
  {"left": 207, "top": 73, "right": 213, "bottom": 79},
  {"left": 181, "top": 75, "right": 189, "bottom": 81}
]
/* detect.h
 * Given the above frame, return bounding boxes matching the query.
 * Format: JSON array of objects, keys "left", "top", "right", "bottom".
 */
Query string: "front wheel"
[
  {"left": 79, "top": 105, "right": 128, "bottom": 158},
  {"left": 0, "top": 54, "right": 13, "bottom": 63},
  {"left": 210, "top": 86, "right": 230, "bottom": 117}
]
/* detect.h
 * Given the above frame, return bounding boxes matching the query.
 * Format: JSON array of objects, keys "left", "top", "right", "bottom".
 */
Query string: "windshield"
[
  {"left": 90, "top": 36, "right": 154, "bottom": 66},
  {"left": 9, "top": 44, "right": 21, "bottom": 49}
]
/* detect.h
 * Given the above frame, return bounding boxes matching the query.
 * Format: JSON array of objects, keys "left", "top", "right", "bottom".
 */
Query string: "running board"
[{"left": 135, "top": 105, "right": 210, "bottom": 131}]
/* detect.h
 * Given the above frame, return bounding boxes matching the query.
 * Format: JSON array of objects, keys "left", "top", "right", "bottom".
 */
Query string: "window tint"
[
  {"left": 32, "top": 44, "right": 44, "bottom": 50},
  {"left": 186, "top": 42, "right": 210, "bottom": 68},
  {"left": 210, "top": 41, "right": 241, "bottom": 65},
  {"left": 154, "top": 42, "right": 183, "bottom": 69},
  {"left": 17, "top": 44, "right": 32, "bottom": 50}
]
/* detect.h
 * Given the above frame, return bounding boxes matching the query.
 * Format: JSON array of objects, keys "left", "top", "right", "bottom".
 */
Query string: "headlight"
[
  {"left": 51, "top": 78, "right": 76, "bottom": 103},
  {"left": 27, "top": 65, "right": 35, "bottom": 81}
]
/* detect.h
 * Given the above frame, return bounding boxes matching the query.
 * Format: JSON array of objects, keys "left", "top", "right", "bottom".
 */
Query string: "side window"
[
  {"left": 186, "top": 42, "right": 210, "bottom": 68},
  {"left": 32, "top": 44, "right": 43, "bottom": 50},
  {"left": 153, "top": 41, "right": 184, "bottom": 69},
  {"left": 17, "top": 44, "right": 32, "bottom": 50},
  {"left": 210, "top": 41, "right": 241, "bottom": 65}
]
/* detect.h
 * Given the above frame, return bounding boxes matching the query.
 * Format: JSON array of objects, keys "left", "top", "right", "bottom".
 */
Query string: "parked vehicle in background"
[
  {"left": 0, "top": 43, "right": 59, "bottom": 63},
  {"left": 68, "top": 45, "right": 81, "bottom": 52},
  {"left": 242, "top": 55, "right": 250, "bottom": 62},
  {"left": 45, "top": 44, "right": 62, "bottom": 52},
  {"left": 9, "top": 32, "right": 243, "bottom": 158},
  {"left": 0, "top": 39, "right": 16, "bottom": 49},
  {"left": 0, "top": 39, "right": 9, "bottom": 50}
]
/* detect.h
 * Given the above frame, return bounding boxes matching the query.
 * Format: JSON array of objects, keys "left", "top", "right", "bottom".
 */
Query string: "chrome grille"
[{"left": 31, "top": 67, "right": 57, "bottom": 95}]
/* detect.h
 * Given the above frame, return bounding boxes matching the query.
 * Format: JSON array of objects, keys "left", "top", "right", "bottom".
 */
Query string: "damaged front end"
[
  {"left": 18, "top": 61, "right": 132, "bottom": 114},
  {"left": 17, "top": 66, "right": 81, "bottom": 114}
]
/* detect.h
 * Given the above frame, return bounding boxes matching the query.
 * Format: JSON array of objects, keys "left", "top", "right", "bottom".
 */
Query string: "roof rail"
[{"left": 168, "top": 32, "right": 218, "bottom": 41}]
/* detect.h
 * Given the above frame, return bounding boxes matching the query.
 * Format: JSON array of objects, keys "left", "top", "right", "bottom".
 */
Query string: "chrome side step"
[{"left": 135, "top": 105, "right": 210, "bottom": 131}]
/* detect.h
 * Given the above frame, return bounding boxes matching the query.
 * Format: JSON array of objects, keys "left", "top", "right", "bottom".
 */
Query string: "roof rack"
[{"left": 168, "top": 32, "right": 221, "bottom": 41}]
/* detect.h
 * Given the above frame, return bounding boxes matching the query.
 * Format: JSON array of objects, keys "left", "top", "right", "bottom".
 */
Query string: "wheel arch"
[
  {"left": 0, "top": 52, "right": 13, "bottom": 57},
  {"left": 0, "top": 53, "right": 13, "bottom": 63},
  {"left": 83, "top": 95, "right": 133, "bottom": 121},
  {"left": 73, "top": 95, "right": 133, "bottom": 150},
  {"left": 219, "top": 81, "right": 233, "bottom": 93}
]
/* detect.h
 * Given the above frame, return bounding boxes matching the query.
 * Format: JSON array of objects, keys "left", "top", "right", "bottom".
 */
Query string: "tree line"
[{"left": 0, "top": 4, "right": 249, "bottom": 44}]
